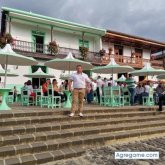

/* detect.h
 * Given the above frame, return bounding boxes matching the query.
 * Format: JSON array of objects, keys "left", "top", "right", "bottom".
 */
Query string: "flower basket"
[
  {"left": 99, "top": 49, "right": 106, "bottom": 56},
  {"left": 0, "top": 33, "right": 14, "bottom": 48},
  {"left": 47, "top": 41, "right": 59, "bottom": 55},
  {"left": 79, "top": 46, "right": 89, "bottom": 60}
]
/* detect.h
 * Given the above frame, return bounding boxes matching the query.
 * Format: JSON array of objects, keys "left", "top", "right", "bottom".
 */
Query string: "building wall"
[
  {"left": 143, "top": 49, "right": 151, "bottom": 59},
  {"left": 102, "top": 41, "right": 114, "bottom": 54},
  {"left": 8, "top": 21, "right": 99, "bottom": 52},
  {"left": 123, "top": 46, "right": 132, "bottom": 57}
]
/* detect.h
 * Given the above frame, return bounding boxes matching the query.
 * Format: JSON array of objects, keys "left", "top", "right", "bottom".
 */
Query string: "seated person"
[
  {"left": 52, "top": 79, "right": 67, "bottom": 102},
  {"left": 142, "top": 82, "right": 150, "bottom": 97},
  {"left": 42, "top": 79, "right": 51, "bottom": 96},
  {"left": 26, "top": 80, "right": 36, "bottom": 99}
]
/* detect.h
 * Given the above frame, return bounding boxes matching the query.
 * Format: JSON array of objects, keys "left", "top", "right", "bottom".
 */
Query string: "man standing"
[
  {"left": 157, "top": 89, "right": 165, "bottom": 112},
  {"left": 126, "top": 74, "right": 136, "bottom": 106},
  {"left": 69, "top": 65, "right": 91, "bottom": 117},
  {"left": 96, "top": 76, "right": 103, "bottom": 104}
]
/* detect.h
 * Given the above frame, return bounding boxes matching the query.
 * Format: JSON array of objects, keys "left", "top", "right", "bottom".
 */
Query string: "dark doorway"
[
  {"left": 31, "top": 66, "right": 47, "bottom": 88},
  {"left": 33, "top": 35, "right": 44, "bottom": 53},
  {"left": 118, "top": 73, "right": 127, "bottom": 79},
  {"left": 139, "top": 76, "right": 145, "bottom": 82},
  {"left": 114, "top": 45, "right": 123, "bottom": 56}
]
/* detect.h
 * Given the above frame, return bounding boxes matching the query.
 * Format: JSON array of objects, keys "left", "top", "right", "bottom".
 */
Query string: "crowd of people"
[
  {"left": 21, "top": 79, "right": 68, "bottom": 103},
  {"left": 1, "top": 66, "right": 165, "bottom": 115}
]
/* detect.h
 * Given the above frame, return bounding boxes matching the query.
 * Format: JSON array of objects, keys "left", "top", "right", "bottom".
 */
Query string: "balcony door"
[
  {"left": 114, "top": 45, "right": 123, "bottom": 56},
  {"left": 114, "top": 45, "right": 123, "bottom": 63},
  {"left": 134, "top": 48, "right": 143, "bottom": 58},
  {"left": 32, "top": 31, "right": 45, "bottom": 53}
]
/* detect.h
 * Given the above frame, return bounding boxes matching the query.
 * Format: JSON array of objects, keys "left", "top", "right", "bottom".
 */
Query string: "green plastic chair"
[
  {"left": 47, "top": 86, "right": 61, "bottom": 109},
  {"left": 34, "top": 88, "right": 42, "bottom": 106},
  {"left": 92, "top": 90, "right": 98, "bottom": 103},
  {"left": 142, "top": 88, "right": 154, "bottom": 106},
  {"left": 110, "top": 86, "right": 124, "bottom": 107},
  {"left": 21, "top": 87, "right": 35, "bottom": 106},
  {"left": 7, "top": 91, "right": 14, "bottom": 104},
  {"left": 100, "top": 87, "right": 111, "bottom": 106},
  {"left": 122, "top": 87, "right": 130, "bottom": 106}
]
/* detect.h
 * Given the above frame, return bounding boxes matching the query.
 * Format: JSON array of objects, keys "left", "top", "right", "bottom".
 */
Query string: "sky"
[{"left": 0, "top": 0, "right": 165, "bottom": 42}]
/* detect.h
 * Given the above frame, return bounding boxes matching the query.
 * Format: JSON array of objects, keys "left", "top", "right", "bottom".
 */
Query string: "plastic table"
[
  {"left": 0, "top": 88, "right": 11, "bottom": 110},
  {"left": 63, "top": 90, "right": 72, "bottom": 108}
]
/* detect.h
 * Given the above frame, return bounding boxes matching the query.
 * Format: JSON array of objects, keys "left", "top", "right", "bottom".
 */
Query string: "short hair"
[
  {"left": 27, "top": 80, "right": 32, "bottom": 85},
  {"left": 76, "top": 65, "right": 82, "bottom": 68},
  {"left": 52, "top": 79, "right": 57, "bottom": 83}
]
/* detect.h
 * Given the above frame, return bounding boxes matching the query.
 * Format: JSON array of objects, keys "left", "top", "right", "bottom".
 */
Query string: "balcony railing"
[
  {"left": 12, "top": 39, "right": 96, "bottom": 59},
  {"left": 90, "top": 53, "right": 164, "bottom": 69},
  {"left": 150, "top": 60, "right": 164, "bottom": 69},
  {"left": 91, "top": 54, "right": 143, "bottom": 68}
]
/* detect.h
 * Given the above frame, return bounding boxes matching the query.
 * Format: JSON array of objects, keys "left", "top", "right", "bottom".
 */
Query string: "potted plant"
[
  {"left": 0, "top": 33, "right": 14, "bottom": 48},
  {"left": 108, "top": 47, "right": 113, "bottom": 55},
  {"left": 79, "top": 46, "right": 89, "bottom": 60},
  {"left": 99, "top": 49, "right": 106, "bottom": 56},
  {"left": 47, "top": 41, "right": 59, "bottom": 55}
]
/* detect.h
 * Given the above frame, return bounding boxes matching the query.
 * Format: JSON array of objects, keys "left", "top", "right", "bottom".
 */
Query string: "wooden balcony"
[
  {"left": 91, "top": 54, "right": 164, "bottom": 69},
  {"left": 91, "top": 54, "right": 143, "bottom": 68},
  {"left": 150, "top": 60, "right": 164, "bottom": 69},
  {"left": 12, "top": 39, "right": 96, "bottom": 60}
]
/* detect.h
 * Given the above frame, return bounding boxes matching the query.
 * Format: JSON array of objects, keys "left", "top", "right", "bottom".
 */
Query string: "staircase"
[{"left": 0, "top": 105, "right": 165, "bottom": 165}]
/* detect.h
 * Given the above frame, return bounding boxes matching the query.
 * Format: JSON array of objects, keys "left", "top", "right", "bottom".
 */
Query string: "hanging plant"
[
  {"left": 47, "top": 41, "right": 59, "bottom": 55},
  {"left": 79, "top": 46, "right": 89, "bottom": 60},
  {"left": 99, "top": 49, "right": 106, "bottom": 56},
  {"left": 0, "top": 33, "right": 14, "bottom": 48}
]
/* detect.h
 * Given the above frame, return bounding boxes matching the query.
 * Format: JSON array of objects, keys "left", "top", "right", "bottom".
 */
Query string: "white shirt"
[
  {"left": 144, "top": 85, "right": 150, "bottom": 93},
  {"left": 27, "top": 85, "right": 33, "bottom": 95},
  {"left": 96, "top": 78, "right": 103, "bottom": 87},
  {"left": 136, "top": 86, "right": 144, "bottom": 94},
  {"left": 70, "top": 72, "right": 90, "bottom": 89}
]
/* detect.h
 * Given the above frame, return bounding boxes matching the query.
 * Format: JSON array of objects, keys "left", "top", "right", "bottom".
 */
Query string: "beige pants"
[{"left": 71, "top": 88, "right": 86, "bottom": 113}]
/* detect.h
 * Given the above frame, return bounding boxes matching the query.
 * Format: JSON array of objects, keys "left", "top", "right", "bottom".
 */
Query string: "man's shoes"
[
  {"left": 79, "top": 113, "right": 84, "bottom": 117},
  {"left": 69, "top": 113, "right": 74, "bottom": 117}
]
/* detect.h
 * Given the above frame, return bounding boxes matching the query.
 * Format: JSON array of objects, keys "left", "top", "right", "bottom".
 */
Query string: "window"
[
  {"left": 114, "top": 45, "right": 123, "bottom": 55},
  {"left": 79, "top": 39, "right": 89, "bottom": 48},
  {"left": 135, "top": 48, "right": 143, "bottom": 58}
]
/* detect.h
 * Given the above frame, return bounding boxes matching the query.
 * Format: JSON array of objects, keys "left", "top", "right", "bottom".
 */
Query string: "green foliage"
[
  {"left": 79, "top": 46, "right": 89, "bottom": 60},
  {"left": 47, "top": 41, "right": 59, "bottom": 55}
]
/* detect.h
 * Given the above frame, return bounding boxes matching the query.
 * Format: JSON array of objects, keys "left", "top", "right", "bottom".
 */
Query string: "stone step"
[
  {"left": 0, "top": 146, "right": 85, "bottom": 165},
  {"left": 0, "top": 106, "right": 157, "bottom": 119},
  {"left": 0, "top": 113, "right": 164, "bottom": 136},
  {"left": 0, "top": 119, "right": 165, "bottom": 147},
  {"left": 0, "top": 110, "right": 163, "bottom": 127},
  {"left": 0, "top": 125, "right": 165, "bottom": 159}
]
